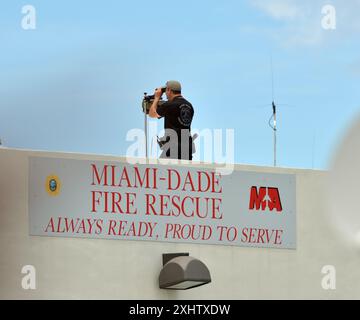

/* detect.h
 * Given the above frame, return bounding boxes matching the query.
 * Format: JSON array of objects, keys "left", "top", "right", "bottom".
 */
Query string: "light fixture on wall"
[{"left": 159, "top": 253, "right": 211, "bottom": 290}]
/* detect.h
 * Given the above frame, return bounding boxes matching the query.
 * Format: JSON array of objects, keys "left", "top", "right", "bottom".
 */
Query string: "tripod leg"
[{"left": 145, "top": 113, "right": 148, "bottom": 159}]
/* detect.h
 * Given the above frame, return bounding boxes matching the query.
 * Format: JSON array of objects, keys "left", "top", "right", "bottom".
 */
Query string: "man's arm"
[{"left": 148, "top": 88, "right": 163, "bottom": 119}]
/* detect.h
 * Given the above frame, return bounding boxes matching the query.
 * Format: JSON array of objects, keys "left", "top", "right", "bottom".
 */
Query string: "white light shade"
[{"left": 159, "top": 254, "right": 211, "bottom": 290}]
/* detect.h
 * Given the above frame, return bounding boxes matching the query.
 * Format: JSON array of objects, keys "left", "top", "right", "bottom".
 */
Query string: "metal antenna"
[
  {"left": 271, "top": 55, "right": 275, "bottom": 103},
  {"left": 270, "top": 55, "right": 277, "bottom": 167},
  {"left": 272, "top": 101, "right": 277, "bottom": 167}
]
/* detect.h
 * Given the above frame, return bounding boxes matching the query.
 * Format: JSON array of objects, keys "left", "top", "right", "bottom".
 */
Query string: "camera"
[{"left": 142, "top": 89, "right": 166, "bottom": 114}]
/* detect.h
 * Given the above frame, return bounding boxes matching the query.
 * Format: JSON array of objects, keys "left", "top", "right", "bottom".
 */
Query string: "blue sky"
[{"left": 1, "top": 0, "right": 360, "bottom": 169}]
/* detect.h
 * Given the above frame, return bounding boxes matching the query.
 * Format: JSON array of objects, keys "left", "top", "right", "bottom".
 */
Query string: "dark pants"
[{"left": 160, "top": 137, "right": 194, "bottom": 161}]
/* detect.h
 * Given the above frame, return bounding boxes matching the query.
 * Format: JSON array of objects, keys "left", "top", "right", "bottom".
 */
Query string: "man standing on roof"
[{"left": 149, "top": 80, "right": 195, "bottom": 160}]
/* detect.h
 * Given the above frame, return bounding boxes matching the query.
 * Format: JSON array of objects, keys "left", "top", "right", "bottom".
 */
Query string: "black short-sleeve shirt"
[
  {"left": 157, "top": 96, "right": 194, "bottom": 159},
  {"left": 157, "top": 96, "right": 194, "bottom": 131}
]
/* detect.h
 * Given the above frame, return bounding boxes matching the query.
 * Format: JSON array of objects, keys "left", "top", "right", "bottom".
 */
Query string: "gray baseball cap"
[{"left": 164, "top": 80, "right": 182, "bottom": 92}]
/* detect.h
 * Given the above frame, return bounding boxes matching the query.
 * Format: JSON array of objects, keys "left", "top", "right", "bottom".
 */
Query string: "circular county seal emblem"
[
  {"left": 178, "top": 104, "right": 193, "bottom": 126},
  {"left": 45, "top": 175, "right": 61, "bottom": 196}
]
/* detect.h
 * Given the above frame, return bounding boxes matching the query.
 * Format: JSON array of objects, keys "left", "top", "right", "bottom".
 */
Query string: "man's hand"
[
  {"left": 149, "top": 88, "right": 163, "bottom": 118},
  {"left": 154, "top": 88, "right": 163, "bottom": 99}
]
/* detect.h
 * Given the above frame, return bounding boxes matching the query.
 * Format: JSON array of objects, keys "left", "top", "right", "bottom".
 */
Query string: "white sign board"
[{"left": 29, "top": 157, "right": 296, "bottom": 249}]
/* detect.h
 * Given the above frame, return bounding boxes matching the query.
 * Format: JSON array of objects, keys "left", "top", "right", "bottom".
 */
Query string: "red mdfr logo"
[{"left": 249, "top": 186, "right": 283, "bottom": 212}]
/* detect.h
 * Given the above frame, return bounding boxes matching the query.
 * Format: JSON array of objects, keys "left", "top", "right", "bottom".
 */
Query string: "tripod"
[{"left": 142, "top": 94, "right": 149, "bottom": 159}]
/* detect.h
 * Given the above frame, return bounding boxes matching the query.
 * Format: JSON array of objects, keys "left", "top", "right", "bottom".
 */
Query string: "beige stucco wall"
[{"left": 0, "top": 148, "right": 359, "bottom": 299}]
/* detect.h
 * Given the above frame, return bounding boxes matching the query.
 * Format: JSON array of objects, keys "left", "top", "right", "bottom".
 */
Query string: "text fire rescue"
[{"left": 90, "top": 164, "right": 224, "bottom": 220}]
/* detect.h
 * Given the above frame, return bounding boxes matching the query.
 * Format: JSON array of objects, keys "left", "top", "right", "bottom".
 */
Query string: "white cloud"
[
  {"left": 251, "top": 0, "right": 301, "bottom": 20},
  {"left": 248, "top": 0, "right": 360, "bottom": 47}
]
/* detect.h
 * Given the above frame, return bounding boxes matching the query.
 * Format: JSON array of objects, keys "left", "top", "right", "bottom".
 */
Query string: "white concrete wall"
[{"left": 0, "top": 148, "right": 359, "bottom": 300}]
